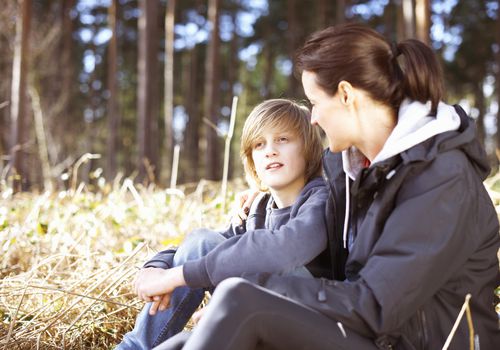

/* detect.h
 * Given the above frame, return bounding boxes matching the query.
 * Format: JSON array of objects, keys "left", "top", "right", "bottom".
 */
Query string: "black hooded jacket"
[{"left": 249, "top": 104, "right": 500, "bottom": 350}]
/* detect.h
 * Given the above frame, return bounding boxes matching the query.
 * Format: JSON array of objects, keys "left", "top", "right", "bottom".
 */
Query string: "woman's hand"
[
  {"left": 232, "top": 189, "right": 259, "bottom": 225},
  {"left": 192, "top": 306, "right": 207, "bottom": 324},
  {"left": 134, "top": 266, "right": 186, "bottom": 306}
]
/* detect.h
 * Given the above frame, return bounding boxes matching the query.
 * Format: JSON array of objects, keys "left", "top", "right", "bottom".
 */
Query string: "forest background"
[
  {"left": 1, "top": 0, "right": 500, "bottom": 349},
  {"left": 1, "top": 0, "right": 500, "bottom": 191}
]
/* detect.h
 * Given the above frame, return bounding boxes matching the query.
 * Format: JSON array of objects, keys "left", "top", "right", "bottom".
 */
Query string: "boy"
[{"left": 117, "top": 99, "right": 329, "bottom": 349}]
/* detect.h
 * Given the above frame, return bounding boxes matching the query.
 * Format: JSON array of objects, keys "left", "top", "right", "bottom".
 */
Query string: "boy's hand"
[
  {"left": 149, "top": 294, "right": 171, "bottom": 315},
  {"left": 134, "top": 266, "right": 186, "bottom": 303},
  {"left": 232, "top": 189, "right": 259, "bottom": 225}
]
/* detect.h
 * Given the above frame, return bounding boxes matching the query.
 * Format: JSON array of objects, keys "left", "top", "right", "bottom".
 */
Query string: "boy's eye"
[
  {"left": 277, "top": 136, "right": 288, "bottom": 143},
  {"left": 253, "top": 141, "right": 264, "bottom": 150}
]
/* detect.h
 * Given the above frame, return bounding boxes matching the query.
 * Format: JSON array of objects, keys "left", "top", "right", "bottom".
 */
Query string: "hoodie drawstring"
[{"left": 343, "top": 174, "right": 350, "bottom": 249}]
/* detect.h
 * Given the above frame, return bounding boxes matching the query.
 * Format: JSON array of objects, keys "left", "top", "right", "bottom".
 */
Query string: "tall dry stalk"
[
  {"left": 29, "top": 82, "right": 53, "bottom": 192},
  {"left": 221, "top": 96, "right": 238, "bottom": 211},
  {"left": 170, "top": 144, "right": 180, "bottom": 189}
]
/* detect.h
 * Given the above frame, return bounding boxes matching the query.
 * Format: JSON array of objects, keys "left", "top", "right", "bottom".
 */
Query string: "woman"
[{"left": 155, "top": 23, "right": 500, "bottom": 350}]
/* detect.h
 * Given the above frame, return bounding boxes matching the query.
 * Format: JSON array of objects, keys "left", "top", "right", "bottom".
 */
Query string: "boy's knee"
[{"left": 173, "top": 229, "right": 224, "bottom": 265}]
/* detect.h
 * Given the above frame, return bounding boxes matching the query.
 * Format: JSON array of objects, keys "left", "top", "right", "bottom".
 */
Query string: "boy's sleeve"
[
  {"left": 220, "top": 222, "right": 246, "bottom": 238},
  {"left": 183, "top": 186, "right": 329, "bottom": 288},
  {"left": 142, "top": 249, "right": 177, "bottom": 269}
]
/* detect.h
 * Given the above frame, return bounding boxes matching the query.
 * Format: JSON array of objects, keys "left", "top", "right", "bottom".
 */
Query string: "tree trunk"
[
  {"left": 286, "top": 0, "right": 300, "bottom": 97},
  {"left": 262, "top": 46, "right": 274, "bottom": 100},
  {"left": 82, "top": 33, "right": 99, "bottom": 185},
  {"left": 227, "top": 11, "right": 239, "bottom": 179},
  {"left": 29, "top": 83, "right": 52, "bottom": 191},
  {"left": 0, "top": 101, "right": 9, "bottom": 159},
  {"left": 475, "top": 81, "right": 486, "bottom": 148},
  {"left": 203, "top": 0, "right": 220, "bottom": 180},
  {"left": 262, "top": 19, "right": 274, "bottom": 99},
  {"left": 137, "top": 0, "right": 160, "bottom": 183},
  {"left": 59, "top": 0, "right": 74, "bottom": 139},
  {"left": 10, "top": 0, "right": 31, "bottom": 192},
  {"left": 395, "top": 0, "right": 405, "bottom": 41},
  {"left": 496, "top": 1, "right": 500, "bottom": 162},
  {"left": 106, "top": 0, "right": 120, "bottom": 180},
  {"left": 163, "top": 0, "right": 175, "bottom": 185},
  {"left": 184, "top": 45, "right": 200, "bottom": 183},
  {"left": 401, "top": 0, "right": 416, "bottom": 40},
  {"left": 336, "top": 0, "right": 346, "bottom": 24},
  {"left": 415, "top": 0, "right": 430, "bottom": 45},
  {"left": 383, "top": 0, "right": 397, "bottom": 41},
  {"left": 316, "top": 0, "right": 327, "bottom": 29}
]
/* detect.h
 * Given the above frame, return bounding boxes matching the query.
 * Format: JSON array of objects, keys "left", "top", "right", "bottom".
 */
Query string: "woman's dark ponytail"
[
  {"left": 394, "top": 39, "right": 444, "bottom": 115},
  {"left": 296, "top": 24, "right": 445, "bottom": 116}
]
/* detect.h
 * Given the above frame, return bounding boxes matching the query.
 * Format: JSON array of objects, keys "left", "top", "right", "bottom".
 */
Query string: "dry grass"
[
  {"left": 0, "top": 174, "right": 499, "bottom": 349},
  {"left": 0, "top": 178, "right": 245, "bottom": 349}
]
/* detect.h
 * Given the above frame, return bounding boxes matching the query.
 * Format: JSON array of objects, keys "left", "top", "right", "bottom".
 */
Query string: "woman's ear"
[{"left": 337, "top": 81, "right": 354, "bottom": 106}]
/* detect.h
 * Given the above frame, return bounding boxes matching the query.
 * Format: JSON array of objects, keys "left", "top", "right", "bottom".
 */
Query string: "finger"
[
  {"left": 237, "top": 207, "right": 249, "bottom": 221},
  {"left": 231, "top": 212, "right": 243, "bottom": 226},
  {"left": 134, "top": 270, "right": 144, "bottom": 295},
  {"left": 192, "top": 307, "right": 206, "bottom": 324},
  {"left": 240, "top": 191, "right": 258, "bottom": 218},
  {"left": 139, "top": 291, "right": 152, "bottom": 302},
  {"left": 149, "top": 300, "right": 160, "bottom": 316},
  {"left": 133, "top": 276, "right": 139, "bottom": 295},
  {"left": 236, "top": 190, "right": 249, "bottom": 207},
  {"left": 158, "top": 294, "right": 171, "bottom": 311}
]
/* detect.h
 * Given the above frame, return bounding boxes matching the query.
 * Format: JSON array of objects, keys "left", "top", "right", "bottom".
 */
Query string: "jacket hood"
[
  {"left": 338, "top": 100, "right": 491, "bottom": 249},
  {"left": 343, "top": 100, "right": 491, "bottom": 180},
  {"left": 302, "top": 176, "right": 326, "bottom": 192}
]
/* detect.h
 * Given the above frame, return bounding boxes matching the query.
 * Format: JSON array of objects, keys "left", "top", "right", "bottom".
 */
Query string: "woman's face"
[{"left": 301, "top": 70, "right": 354, "bottom": 152}]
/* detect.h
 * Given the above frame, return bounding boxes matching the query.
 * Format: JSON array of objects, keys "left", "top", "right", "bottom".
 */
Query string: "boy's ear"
[{"left": 337, "top": 81, "right": 354, "bottom": 106}]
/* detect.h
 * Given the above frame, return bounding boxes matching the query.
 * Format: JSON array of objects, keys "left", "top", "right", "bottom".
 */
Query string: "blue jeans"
[{"left": 116, "top": 229, "right": 226, "bottom": 350}]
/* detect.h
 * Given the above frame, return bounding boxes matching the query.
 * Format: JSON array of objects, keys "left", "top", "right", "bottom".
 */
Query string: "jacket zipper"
[
  {"left": 317, "top": 278, "right": 327, "bottom": 302},
  {"left": 323, "top": 169, "right": 341, "bottom": 280},
  {"left": 417, "top": 309, "right": 429, "bottom": 349}
]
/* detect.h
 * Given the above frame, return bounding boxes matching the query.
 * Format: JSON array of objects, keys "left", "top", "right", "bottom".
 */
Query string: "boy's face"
[{"left": 252, "top": 127, "right": 307, "bottom": 194}]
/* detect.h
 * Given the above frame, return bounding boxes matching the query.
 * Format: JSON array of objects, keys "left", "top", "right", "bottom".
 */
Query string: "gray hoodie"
[{"left": 183, "top": 177, "right": 328, "bottom": 288}]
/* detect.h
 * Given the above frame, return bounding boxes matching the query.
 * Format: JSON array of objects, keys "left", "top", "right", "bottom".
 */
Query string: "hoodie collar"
[{"left": 343, "top": 99, "right": 461, "bottom": 179}]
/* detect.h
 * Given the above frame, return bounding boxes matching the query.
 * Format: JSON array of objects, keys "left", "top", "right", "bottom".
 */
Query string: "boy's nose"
[{"left": 265, "top": 144, "right": 278, "bottom": 157}]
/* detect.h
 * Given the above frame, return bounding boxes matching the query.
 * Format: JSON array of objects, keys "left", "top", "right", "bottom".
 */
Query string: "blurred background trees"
[{"left": 1, "top": 0, "right": 499, "bottom": 191}]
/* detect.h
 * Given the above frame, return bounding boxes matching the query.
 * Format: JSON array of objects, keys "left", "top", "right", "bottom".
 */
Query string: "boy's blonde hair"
[{"left": 240, "top": 99, "right": 323, "bottom": 190}]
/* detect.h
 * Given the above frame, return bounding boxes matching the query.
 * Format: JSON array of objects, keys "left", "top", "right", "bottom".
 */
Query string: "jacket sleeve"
[
  {"left": 219, "top": 223, "right": 246, "bottom": 238},
  {"left": 183, "top": 187, "right": 329, "bottom": 288},
  {"left": 143, "top": 249, "right": 177, "bottom": 269},
  {"left": 246, "top": 158, "right": 495, "bottom": 336}
]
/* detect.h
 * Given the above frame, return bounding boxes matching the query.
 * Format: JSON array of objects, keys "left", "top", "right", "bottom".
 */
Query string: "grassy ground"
[
  {"left": 0, "top": 175, "right": 499, "bottom": 349},
  {"left": 0, "top": 178, "right": 245, "bottom": 349}
]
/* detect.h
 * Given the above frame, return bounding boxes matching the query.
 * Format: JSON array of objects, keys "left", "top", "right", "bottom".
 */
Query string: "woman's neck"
[{"left": 354, "top": 102, "right": 397, "bottom": 162}]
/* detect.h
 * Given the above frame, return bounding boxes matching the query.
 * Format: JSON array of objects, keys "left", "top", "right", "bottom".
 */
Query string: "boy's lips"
[{"left": 266, "top": 162, "right": 283, "bottom": 170}]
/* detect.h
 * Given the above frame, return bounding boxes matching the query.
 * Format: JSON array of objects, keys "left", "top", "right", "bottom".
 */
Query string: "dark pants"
[{"left": 153, "top": 278, "right": 378, "bottom": 350}]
